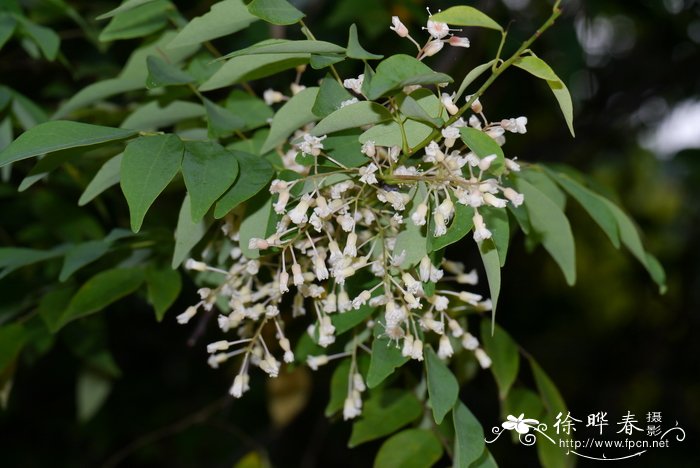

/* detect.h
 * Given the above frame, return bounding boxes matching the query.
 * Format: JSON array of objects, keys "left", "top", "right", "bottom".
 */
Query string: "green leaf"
[
  {"left": 77, "top": 369, "right": 112, "bottom": 422},
  {"left": 98, "top": 0, "right": 171, "bottom": 42},
  {"left": 146, "top": 55, "right": 194, "bottom": 88},
  {"left": 167, "top": 0, "right": 258, "bottom": 48},
  {"left": 120, "top": 134, "right": 184, "bottom": 232},
  {"left": 60, "top": 241, "right": 110, "bottom": 281},
  {"left": 309, "top": 53, "right": 344, "bottom": 69},
  {"left": 0, "top": 15, "right": 17, "bottom": 51},
  {"left": 331, "top": 304, "right": 375, "bottom": 335},
  {"left": 321, "top": 130, "right": 368, "bottom": 168},
  {"left": 529, "top": 358, "right": 566, "bottom": 416},
  {"left": 514, "top": 56, "right": 574, "bottom": 137},
  {"left": 247, "top": 0, "right": 304, "bottom": 25},
  {"left": 200, "top": 53, "right": 310, "bottom": 92},
  {"left": 373, "top": 429, "right": 443, "bottom": 468},
  {"left": 425, "top": 347, "right": 459, "bottom": 424},
  {"left": 325, "top": 358, "right": 352, "bottom": 417},
  {"left": 455, "top": 60, "right": 496, "bottom": 100},
  {"left": 601, "top": 199, "right": 665, "bottom": 290},
  {"left": 121, "top": 100, "right": 205, "bottom": 131},
  {"left": 18, "top": 149, "right": 74, "bottom": 191},
  {"left": 367, "top": 336, "right": 409, "bottom": 388},
  {"left": 38, "top": 284, "right": 77, "bottom": 333},
  {"left": 429, "top": 202, "right": 474, "bottom": 251},
  {"left": 367, "top": 54, "right": 453, "bottom": 100},
  {"left": 0, "top": 323, "right": 28, "bottom": 372},
  {"left": 203, "top": 96, "right": 245, "bottom": 138},
  {"left": 480, "top": 321, "right": 519, "bottom": 400},
  {"left": 453, "top": 402, "right": 485, "bottom": 468},
  {"left": 543, "top": 166, "right": 620, "bottom": 248},
  {"left": 0, "top": 121, "right": 137, "bottom": 167},
  {"left": 96, "top": 0, "right": 159, "bottom": 20},
  {"left": 519, "top": 168, "right": 566, "bottom": 210},
  {"left": 478, "top": 240, "right": 501, "bottom": 320},
  {"left": 430, "top": 6, "right": 503, "bottom": 31},
  {"left": 514, "top": 178, "right": 576, "bottom": 285},
  {"left": 481, "top": 206, "right": 509, "bottom": 267},
  {"left": 459, "top": 127, "right": 505, "bottom": 176},
  {"left": 471, "top": 448, "right": 499, "bottom": 468},
  {"left": 261, "top": 87, "right": 319, "bottom": 153},
  {"left": 0, "top": 246, "right": 68, "bottom": 279},
  {"left": 226, "top": 90, "right": 274, "bottom": 131},
  {"left": 349, "top": 390, "right": 423, "bottom": 447},
  {"left": 60, "top": 268, "right": 145, "bottom": 326},
  {"left": 221, "top": 39, "right": 344, "bottom": 60},
  {"left": 172, "top": 195, "right": 211, "bottom": 268},
  {"left": 312, "top": 76, "right": 353, "bottom": 118},
  {"left": 182, "top": 141, "right": 239, "bottom": 222},
  {"left": 55, "top": 32, "right": 198, "bottom": 118},
  {"left": 239, "top": 192, "right": 278, "bottom": 259},
  {"left": 346, "top": 23, "right": 382, "bottom": 60},
  {"left": 311, "top": 101, "right": 392, "bottom": 136},
  {"left": 16, "top": 16, "right": 60, "bottom": 60},
  {"left": 399, "top": 93, "right": 443, "bottom": 128},
  {"left": 214, "top": 151, "right": 274, "bottom": 218},
  {"left": 79, "top": 154, "right": 122, "bottom": 206},
  {"left": 146, "top": 267, "right": 182, "bottom": 321}
]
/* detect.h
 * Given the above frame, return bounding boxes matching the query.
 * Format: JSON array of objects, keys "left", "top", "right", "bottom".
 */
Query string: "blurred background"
[{"left": 0, "top": 0, "right": 698, "bottom": 466}]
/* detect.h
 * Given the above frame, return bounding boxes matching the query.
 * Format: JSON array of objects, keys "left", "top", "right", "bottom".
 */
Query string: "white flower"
[
  {"left": 390, "top": 16, "right": 409, "bottom": 37},
  {"left": 343, "top": 395, "right": 362, "bottom": 420},
  {"left": 259, "top": 355, "right": 280, "bottom": 377},
  {"left": 359, "top": 162, "right": 378, "bottom": 184},
  {"left": 423, "top": 39, "right": 444, "bottom": 57},
  {"left": 206, "top": 340, "right": 229, "bottom": 353},
  {"left": 483, "top": 192, "right": 507, "bottom": 208},
  {"left": 473, "top": 212, "right": 492, "bottom": 242},
  {"left": 307, "top": 354, "right": 329, "bottom": 371},
  {"left": 462, "top": 333, "right": 479, "bottom": 350},
  {"left": 441, "top": 93, "right": 459, "bottom": 115},
  {"left": 433, "top": 212, "right": 447, "bottom": 237},
  {"left": 230, "top": 374, "right": 250, "bottom": 398},
  {"left": 438, "top": 335, "right": 454, "bottom": 359},
  {"left": 340, "top": 97, "right": 358, "bottom": 108},
  {"left": 289, "top": 194, "right": 312, "bottom": 224},
  {"left": 402, "top": 335, "right": 414, "bottom": 357},
  {"left": 411, "top": 202, "right": 428, "bottom": 226},
  {"left": 478, "top": 154, "right": 498, "bottom": 171},
  {"left": 502, "top": 414, "right": 540, "bottom": 434},
  {"left": 424, "top": 140, "right": 444, "bottom": 162},
  {"left": 176, "top": 306, "right": 197, "bottom": 324},
  {"left": 361, "top": 140, "right": 376, "bottom": 158},
  {"left": 263, "top": 89, "right": 285, "bottom": 105},
  {"left": 505, "top": 158, "right": 521, "bottom": 172},
  {"left": 449, "top": 36, "right": 470, "bottom": 48},
  {"left": 475, "top": 348, "right": 492, "bottom": 368},
  {"left": 185, "top": 259, "right": 207, "bottom": 271},
  {"left": 410, "top": 338, "right": 424, "bottom": 361},
  {"left": 503, "top": 187, "right": 524, "bottom": 207},
  {"left": 343, "top": 74, "right": 364, "bottom": 94},
  {"left": 299, "top": 133, "right": 326, "bottom": 156},
  {"left": 457, "top": 269, "right": 479, "bottom": 285},
  {"left": 290, "top": 83, "right": 306, "bottom": 95},
  {"left": 442, "top": 125, "right": 461, "bottom": 147},
  {"left": 427, "top": 19, "right": 450, "bottom": 39},
  {"left": 501, "top": 116, "right": 528, "bottom": 134}
]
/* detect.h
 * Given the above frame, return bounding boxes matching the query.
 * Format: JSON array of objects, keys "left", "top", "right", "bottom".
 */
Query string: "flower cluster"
[
  {"left": 391, "top": 8, "right": 471, "bottom": 60},
  {"left": 177, "top": 14, "right": 532, "bottom": 422}
]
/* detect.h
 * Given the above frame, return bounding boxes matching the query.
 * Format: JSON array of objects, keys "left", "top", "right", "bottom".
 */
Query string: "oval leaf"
[
  {"left": 0, "top": 121, "right": 136, "bottom": 167},
  {"left": 514, "top": 177, "right": 576, "bottom": 285},
  {"left": 262, "top": 87, "right": 319, "bottom": 153},
  {"left": 311, "top": 101, "right": 392, "bottom": 136},
  {"left": 60, "top": 268, "right": 145, "bottom": 327},
  {"left": 373, "top": 429, "right": 443, "bottom": 468},
  {"left": 214, "top": 151, "right": 274, "bottom": 218},
  {"left": 430, "top": 6, "right": 503, "bottom": 31},
  {"left": 247, "top": 0, "right": 304, "bottom": 25},
  {"left": 120, "top": 134, "right": 184, "bottom": 232},
  {"left": 182, "top": 141, "right": 239, "bottom": 222},
  {"left": 367, "top": 55, "right": 453, "bottom": 100},
  {"left": 453, "top": 402, "right": 486, "bottom": 468},
  {"left": 480, "top": 321, "right": 519, "bottom": 400},
  {"left": 167, "top": 0, "right": 258, "bottom": 48},
  {"left": 425, "top": 346, "right": 459, "bottom": 424},
  {"left": 349, "top": 390, "right": 422, "bottom": 447}
]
